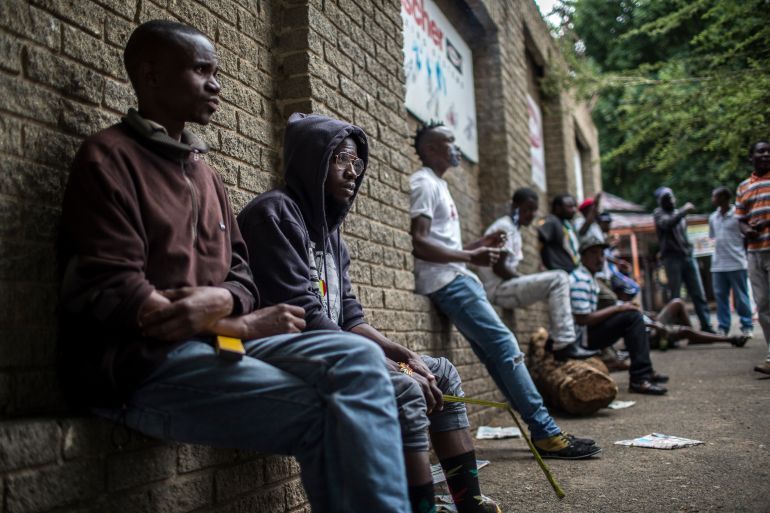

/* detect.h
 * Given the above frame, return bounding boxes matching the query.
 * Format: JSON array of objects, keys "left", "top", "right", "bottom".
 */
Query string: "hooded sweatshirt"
[
  {"left": 58, "top": 109, "right": 257, "bottom": 406},
  {"left": 237, "top": 113, "right": 366, "bottom": 331}
]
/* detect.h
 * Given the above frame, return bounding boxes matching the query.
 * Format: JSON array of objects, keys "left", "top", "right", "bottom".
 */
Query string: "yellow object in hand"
[{"left": 216, "top": 336, "right": 245, "bottom": 361}]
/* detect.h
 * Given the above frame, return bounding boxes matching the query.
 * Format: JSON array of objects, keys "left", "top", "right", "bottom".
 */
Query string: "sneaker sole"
[{"left": 539, "top": 447, "right": 602, "bottom": 460}]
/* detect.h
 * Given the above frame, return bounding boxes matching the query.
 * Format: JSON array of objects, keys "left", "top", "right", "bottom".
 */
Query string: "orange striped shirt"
[{"left": 735, "top": 172, "right": 770, "bottom": 252}]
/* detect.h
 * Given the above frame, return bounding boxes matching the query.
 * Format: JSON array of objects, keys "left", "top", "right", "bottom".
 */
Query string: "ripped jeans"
[{"left": 429, "top": 275, "right": 561, "bottom": 440}]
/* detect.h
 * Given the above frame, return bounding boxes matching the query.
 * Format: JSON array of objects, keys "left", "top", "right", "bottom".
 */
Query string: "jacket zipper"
[{"left": 182, "top": 157, "right": 199, "bottom": 242}]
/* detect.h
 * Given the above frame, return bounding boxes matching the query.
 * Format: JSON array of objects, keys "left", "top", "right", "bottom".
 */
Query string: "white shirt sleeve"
[{"left": 410, "top": 174, "right": 437, "bottom": 220}]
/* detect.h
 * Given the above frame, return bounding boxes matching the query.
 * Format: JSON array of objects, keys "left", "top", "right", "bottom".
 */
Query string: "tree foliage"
[{"left": 551, "top": 0, "right": 770, "bottom": 211}]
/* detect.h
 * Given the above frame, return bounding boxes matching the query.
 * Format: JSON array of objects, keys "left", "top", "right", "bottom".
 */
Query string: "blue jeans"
[
  {"left": 96, "top": 331, "right": 409, "bottom": 513},
  {"left": 428, "top": 275, "right": 561, "bottom": 440},
  {"left": 663, "top": 255, "right": 713, "bottom": 331},
  {"left": 712, "top": 270, "right": 753, "bottom": 332}
]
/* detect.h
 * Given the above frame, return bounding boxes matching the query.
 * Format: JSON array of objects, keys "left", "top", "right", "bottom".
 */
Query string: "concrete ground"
[{"left": 464, "top": 334, "right": 770, "bottom": 512}]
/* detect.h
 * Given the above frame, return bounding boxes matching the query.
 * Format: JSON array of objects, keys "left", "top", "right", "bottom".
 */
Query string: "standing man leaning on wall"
[
  {"left": 409, "top": 122, "right": 600, "bottom": 460},
  {"left": 653, "top": 187, "right": 715, "bottom": 333},
  {"left": 57, "top": 20, "right": 411, "bottom": 513}
]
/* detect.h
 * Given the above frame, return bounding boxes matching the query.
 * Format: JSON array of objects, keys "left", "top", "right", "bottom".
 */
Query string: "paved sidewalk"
[{"left": 467, "top": 336, "right": 769, "bottom": 512}]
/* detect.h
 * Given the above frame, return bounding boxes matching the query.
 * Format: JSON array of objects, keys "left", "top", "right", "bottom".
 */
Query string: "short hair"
[
  {"left": 413, "top": 120, "right": 445, "bottom": 162},
  {"left": 551, "top": 193, "right": 574, "bottom": 211},
  {"left": 123, "top": 20, "right": 206, "bottom": 90},
  {"left": 749, "top": 139, "right": 770, "bottom": 158},
  {"left": 712, "top": 186, "right": 731, "bottom": 199},
  {"left": 512, "top": 187, "right": 538, "bottom": 206}
]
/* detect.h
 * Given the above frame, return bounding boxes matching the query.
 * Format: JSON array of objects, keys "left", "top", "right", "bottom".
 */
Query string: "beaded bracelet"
[{"left": 398, "top": 362, "right": 414, "bottom": 377}]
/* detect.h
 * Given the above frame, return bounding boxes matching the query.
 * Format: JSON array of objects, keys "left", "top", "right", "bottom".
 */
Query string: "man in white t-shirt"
[
  {"left": 477, "top": 187, "right": 600, "bottom": 360},
  {"left": 709, "top": 186, "right": 753, "bottom": 337},
  {"left": 410, "top": 122, "right": 600, "bottom": 460}
]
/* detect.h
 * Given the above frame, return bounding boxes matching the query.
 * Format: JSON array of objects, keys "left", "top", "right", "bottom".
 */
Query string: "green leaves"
[{"left": 555, "top": 0, "right": 770, "bottom": 210}]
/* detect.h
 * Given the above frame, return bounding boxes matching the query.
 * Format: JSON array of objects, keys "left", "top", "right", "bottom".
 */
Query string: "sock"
[
  {"left": 440, "top": 451, "right": 486, "bottom": 513},
  {"left": 408, "top": 481, "right": 436, "bottom": 513},
  {"left": 533, "top": 432, "right": 569, "bottom": 452}
]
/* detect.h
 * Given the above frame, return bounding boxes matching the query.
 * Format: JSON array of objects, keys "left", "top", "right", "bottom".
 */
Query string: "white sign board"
[
  {"left": 401, "top": 0, "right": 478, "bottom": 162},
  {"left": 527, "top": 94, "right": 546, "bottom": 191}
]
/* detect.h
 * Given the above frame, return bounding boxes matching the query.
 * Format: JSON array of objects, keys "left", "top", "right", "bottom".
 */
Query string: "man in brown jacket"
[{"left": 58, "top": 20, "right": 410, "bottom": 513}]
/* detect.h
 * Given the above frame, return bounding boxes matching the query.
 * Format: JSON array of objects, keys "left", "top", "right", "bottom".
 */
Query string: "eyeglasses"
[{"left": 334, "top": 152, "right": 365, "bottom": 176}]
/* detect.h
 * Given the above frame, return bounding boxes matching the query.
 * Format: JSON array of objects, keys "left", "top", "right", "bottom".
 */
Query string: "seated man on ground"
[
  {"left": 409, "top": 122, "right": 600, "bottom": 460},
  {"left": 237, "top": 113, "right": 500, "bottom": 513},
  {"left": 569, "top": 235, "right": 670, "bottom": 395},
  {"left": 58, "top": 21, "right": 410, "bottom": 513},
  {"left": 477, "top": 187, "right": 599, "bottom": 360},
  {"left": 614, "top": 291, "right": 750, "bottom": 350}
]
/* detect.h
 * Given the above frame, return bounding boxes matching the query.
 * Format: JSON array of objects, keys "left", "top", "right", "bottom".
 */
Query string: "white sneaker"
[{"left": 741, "top": 327, "right": 754, "bottom": 337}]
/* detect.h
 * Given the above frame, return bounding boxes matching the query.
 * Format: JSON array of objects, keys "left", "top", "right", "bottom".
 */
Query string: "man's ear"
[{"left": 137, "top": 60, "right": 157, "bottom": 90}]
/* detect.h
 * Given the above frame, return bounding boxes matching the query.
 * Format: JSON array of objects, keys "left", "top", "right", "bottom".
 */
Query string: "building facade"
[{"left": 0, "top": 0, "right": 601, "bottom": 510}]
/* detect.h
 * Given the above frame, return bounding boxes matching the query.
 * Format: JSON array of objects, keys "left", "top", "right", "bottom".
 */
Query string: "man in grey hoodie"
[{"left": 238, "top": 113, "right": 500, "bottom": 513}]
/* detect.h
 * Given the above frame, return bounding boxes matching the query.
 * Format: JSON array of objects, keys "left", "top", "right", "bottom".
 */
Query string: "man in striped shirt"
[
  {"left": 737, "top": 140, "right": 770, "bottom": 375},
  {"left": 568, "top": 234, "right": 668, "bottom": 395}
]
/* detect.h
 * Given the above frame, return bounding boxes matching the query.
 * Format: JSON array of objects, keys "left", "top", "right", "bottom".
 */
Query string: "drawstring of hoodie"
[
  {"left": 322, "top": 222, "right": 333, "bottom": 320},
  {"left": 336, "top": 229, "right": 344, "bottom": 327}
]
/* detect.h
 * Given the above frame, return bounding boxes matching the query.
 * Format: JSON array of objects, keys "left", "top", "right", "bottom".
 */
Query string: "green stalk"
[{"left": 443, "top": 394, "right": 566, "bottom": 499}]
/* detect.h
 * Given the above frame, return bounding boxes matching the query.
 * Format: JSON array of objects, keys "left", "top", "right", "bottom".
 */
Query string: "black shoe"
[
  {"left": 730, "top": 335, "right": 750, "bottom": 348},
  {"left": 535, "top": 434, "right": 602, "bottom": 460},
  {"left": 650, "top": 371, "right": 669, "bottom": 383},
  {"left": 701, "top": 326, "right": 716, "bottom": 334},
  {"left": 629, "top": 380, "right": 667, "bottom": 395},
  {"left": 564, "top": 433, "right": 596, "bottom": 446},
  {"left": 552, "top": 342, "right": 601, "bottom": 361}
]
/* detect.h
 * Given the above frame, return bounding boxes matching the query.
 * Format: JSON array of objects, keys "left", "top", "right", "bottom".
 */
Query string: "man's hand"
[
  {"left": 139, "top": 287, "right": 233, "bottom": 341},
  {"left": 468, "top": 247, "right": 501, "bottom": 266},
  {"left": 235, "top": 304, "right": 306, "bottom": 339},
  {"left": 682, "top": 202, "right": 695, "bottom": 213},
  {"left": 477, "top": 230, "right": 508, "bottom": 249},
  {"left": 405, "top": 353, "right": 444, "bottom": 413}
]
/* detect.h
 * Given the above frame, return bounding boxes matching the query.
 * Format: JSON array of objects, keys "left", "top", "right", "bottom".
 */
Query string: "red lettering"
[{"left": 403, "top": 0, "right": 444, "bottom": 50}]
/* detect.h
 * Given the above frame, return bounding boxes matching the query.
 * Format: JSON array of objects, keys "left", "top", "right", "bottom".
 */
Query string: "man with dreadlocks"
[
  {"left": 238, "top": 113, "right": 501, "bottom": 513},
  {"left": 409, "top": 123, "right": 600, "bottom": 459}
]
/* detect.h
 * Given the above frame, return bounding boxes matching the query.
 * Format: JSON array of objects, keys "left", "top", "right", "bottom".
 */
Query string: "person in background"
[
  {"left": 477, "top": 187, "right": 599, "bottom": 361},
  {"left": 569, "top": 235, "right": 669, "bottom": 395},
  {"left": 709, "top": 186, "right": 753, "bottom": 338},
  {"left": 653, "top": 187, "right": 715, "bottom": 333},
  {"left": 538, "top": 194, "right": 581, "bottom": 273},
  {"left": 736, "top": 140, "right": 770, "bottom": 375}
]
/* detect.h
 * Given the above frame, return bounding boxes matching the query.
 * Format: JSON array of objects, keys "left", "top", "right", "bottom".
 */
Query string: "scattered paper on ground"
[
  {"left": 432, "top": 460, "right": 489, "bottom": 484},
  {"left": 435, "top": 494, "right": 497, "bottom": 512},
  {"left": 475, "top": 425, "right": 522, "bottom": 439},
  {"left": 614, "top": 433, "right": 704, "bottom": 449},
  {"left": 607, "top": 400, "right": 636, "bottom": 409}
]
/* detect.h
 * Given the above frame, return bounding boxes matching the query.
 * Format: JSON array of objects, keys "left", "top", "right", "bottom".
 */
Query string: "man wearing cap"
[
  {"left": 569, "top": 234, "right": 668, "bottom": 395},
  {"left": 653, "top": 187, "right": 714, "bottom": 333},
  {"left": 478, "top": 187, "right": 600, "bottom": 360},
  {"left": 574, "top": 192, "right": 604, "bottom": 244}
]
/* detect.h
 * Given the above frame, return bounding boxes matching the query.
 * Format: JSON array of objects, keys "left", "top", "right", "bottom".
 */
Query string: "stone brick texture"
[{"left": 0, "top": 0, "right": 600, "bottom": 510}]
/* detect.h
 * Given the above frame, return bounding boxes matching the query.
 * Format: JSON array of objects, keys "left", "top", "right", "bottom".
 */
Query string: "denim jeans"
[
  {"left": 712, "top": 270, "right": 753, "bottom": 333},
  {"left": 429, "top": 275, "right": 561, "bottom": 440},
  {"left": 392, "top": 355, "right": 470, "bottom": 451},
  {"left": 96, "top": 331, "right": 409, "bottom": 513},
  {"left": 663, "top": 255, "right": 713, "bottom": 331},
  {"left": 748, "top": 252, "right": 770, "bottom": 360}
]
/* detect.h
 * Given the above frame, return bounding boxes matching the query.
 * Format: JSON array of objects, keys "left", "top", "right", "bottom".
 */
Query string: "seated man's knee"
[
  {"left": 430, "top": 356, "right": 464, "bottom": 396},
  {"left": 392, "top": 374, "right": 430, "bottom": 449},
  {"left": 335, "top": 332, "right": 386, "bottom": 365}
]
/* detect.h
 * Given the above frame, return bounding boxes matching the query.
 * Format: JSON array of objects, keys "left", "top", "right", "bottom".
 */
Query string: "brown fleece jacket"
[{"left": 58, "top": 110, "right": 257, "bottom": 406}]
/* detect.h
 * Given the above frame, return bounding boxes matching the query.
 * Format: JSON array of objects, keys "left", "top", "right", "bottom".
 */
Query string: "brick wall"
[{"left": 0, "top": 0, "right": 601, "bottom": 511}]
